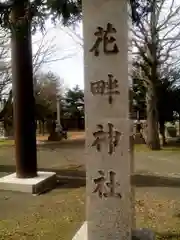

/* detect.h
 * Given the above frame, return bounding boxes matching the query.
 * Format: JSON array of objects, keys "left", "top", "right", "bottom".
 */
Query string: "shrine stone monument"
[
  {"left": 73, "top": 0, "right": 155, "bottom": 239},
  {"left": 83, "top": 0, "right": 131, "bottom": 238}
]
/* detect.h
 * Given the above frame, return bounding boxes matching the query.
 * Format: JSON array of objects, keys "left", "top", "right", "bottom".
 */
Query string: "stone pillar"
[{"left": 83, "top": 0, "right": 131, "bottom": 239}]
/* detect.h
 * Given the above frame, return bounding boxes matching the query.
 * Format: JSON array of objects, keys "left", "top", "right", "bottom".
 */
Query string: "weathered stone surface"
[
  {"left": 72, "top": 222, "right": 155, "bottom": 240},
  {"left": 82, "top": 0, "right": 131, "bottom": 239}
]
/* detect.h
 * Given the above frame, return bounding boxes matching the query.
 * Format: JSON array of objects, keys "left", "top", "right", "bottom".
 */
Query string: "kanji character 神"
[{"left": 92, "top": 123, "right": 122, "bottom": 155}]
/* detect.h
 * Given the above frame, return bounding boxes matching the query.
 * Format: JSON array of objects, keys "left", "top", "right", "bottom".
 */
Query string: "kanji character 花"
[{"left": 90, "top": 23, "right": 119, "bottom": 56}]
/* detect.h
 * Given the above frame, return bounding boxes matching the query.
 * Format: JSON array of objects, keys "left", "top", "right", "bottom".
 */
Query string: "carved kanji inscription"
[
  {"left": 93, "top": 170, "right": 122, "bottom": 198},
  {"left": 90, "top": 23, "right": 119, "bottom": 56},
  {"left": 91, "top": 74, "right": 120, "bottom": 104},
  {"left": 92, "top": 123, "right": 122, "bottom": 155}
]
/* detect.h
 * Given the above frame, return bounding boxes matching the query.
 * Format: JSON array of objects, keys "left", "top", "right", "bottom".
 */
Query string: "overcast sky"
[
  {"left": 32, "top": 21, "right": 84, "bottom": 90},
  {"left": 31, "top": 0, "right": 180, "bottom": 91}
]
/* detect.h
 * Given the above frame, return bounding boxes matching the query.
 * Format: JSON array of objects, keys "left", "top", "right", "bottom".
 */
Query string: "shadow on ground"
[
  {"left": 175, "top": 212, "right": 180, "bottom": 218},
  {"left": 0, "top": 164, "right": 86, "bottom": 190},
  {"left": 1, "top": 164, "right": 180, "bottom": 189},
  {"left": 38, "top": 139, "right": 85, "bottom": 150},
  {"left": 0, "top": 164, "right": 85, "bottom": 177},
  {"left": 132, "top": 174, "right": 180, "bottom": 188},
  {"left": 157, "top": 232, "right": 180, "bottom": 239},
  {"left": 56, "top": 176, "right": 85, "bottom": 189},
  {"left": 164, "top": 137, "right": 180, "bottom": 149}
]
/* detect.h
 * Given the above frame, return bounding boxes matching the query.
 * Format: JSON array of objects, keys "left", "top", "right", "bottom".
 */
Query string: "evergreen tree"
[{"left": 62, "top": 85, "right": 84, "bottom": 128}]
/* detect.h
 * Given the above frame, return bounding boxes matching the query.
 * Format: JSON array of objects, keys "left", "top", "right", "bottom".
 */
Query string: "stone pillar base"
[
  {"left": 72, "top": 222, "right": 155, "bottom": 240},
  {"left": 0, "top": 171, "right": 56, "bottom": 195}
]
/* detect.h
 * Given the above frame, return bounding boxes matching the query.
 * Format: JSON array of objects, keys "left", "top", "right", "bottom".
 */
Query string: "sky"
[
  {"left": 31, "top": 0, "right": 179, "bottom": 91},
  {"left": 32, "top": 21, "right": 84, "bottom": 90}
]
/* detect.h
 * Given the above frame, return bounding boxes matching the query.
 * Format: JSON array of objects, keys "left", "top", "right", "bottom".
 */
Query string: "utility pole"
[{"left": 11, "top": 0, "right": 37, "bottom": 178}]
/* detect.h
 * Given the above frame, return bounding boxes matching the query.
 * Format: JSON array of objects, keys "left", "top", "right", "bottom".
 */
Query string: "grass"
[
  {"left": 136, "top": 190, "right": 180, "bottom": 239},
  {"left": 0, "top": 187, "right": 85, "bottom": 240},
  {"left": 0, "top": 183, "right": 179, "bottom": 240},
  {"left": 134, "top": 144, "right": 151, "bottom": 152},
  {"left": 134, "top": 141, "right": 180, "bottom": 151},
  {"left": 0, "top": 134, "right": 180, "bottom": 239},
  {"left": 0, "top": 139, "right": 14, "bottom": 146}
]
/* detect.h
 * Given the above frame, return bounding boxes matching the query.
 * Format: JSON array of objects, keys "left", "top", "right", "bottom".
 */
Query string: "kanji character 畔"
[{"left": 90, "top": 74, "right": 120, "bottom": 104}]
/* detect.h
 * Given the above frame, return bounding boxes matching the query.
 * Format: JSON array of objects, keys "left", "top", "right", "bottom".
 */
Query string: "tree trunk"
[
  {"left": 42, "top": 120, "right": 45, "bottom": 135},
  {"left": 159, "top": 120, "right": 166, "bottom": 146},
  {"left": 146, "top": 83, "right": 161, "bottom": 150},
  {"left": 145, "top": 0, "right": 160, "bottom": 150},
  {"left": 48, "top": 120, "right": 62, "bottom": 141},
  {"left": 11, "top": 0, "right": 37, "bottom": 178},
  {"left": 38, "top": 121, "right": 41, "bottom": 134},
  {"left": 3, "top": 119, "right": 9, "bottom": 137},
  {"left": 178, "top": 113, "right": 180, "bottom": 136}
]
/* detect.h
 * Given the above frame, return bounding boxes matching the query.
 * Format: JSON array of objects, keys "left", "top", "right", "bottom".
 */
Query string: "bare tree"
[
  {"left": 32, "top": 29, "right": 67, "bottom": 74},
  {"left": 59, "top": 24, "right": 83, "bottom": 47},
  {"left": 0, "top": 29, "right": 11, "bottom": 100},
  {"left": 131, "top": 0, "right": 180, "bottom": 150},
  {"left": 35, "top": 71, "right": 63, "bottom": 112},
  {"left": 35, "top": 70, "right": 64, "bottom": 136},
  {"left": 0, "top": 27, "right": 64, "bottom": 100}
]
